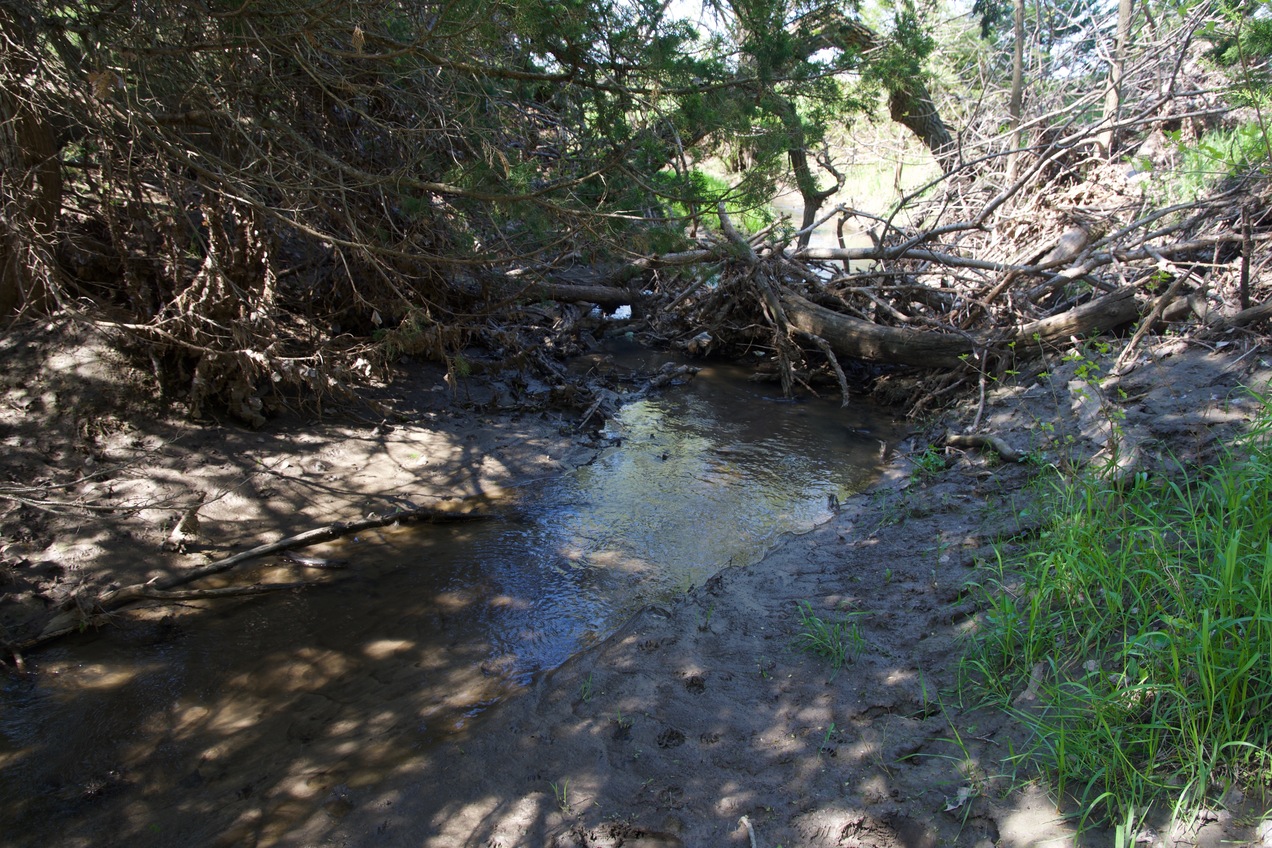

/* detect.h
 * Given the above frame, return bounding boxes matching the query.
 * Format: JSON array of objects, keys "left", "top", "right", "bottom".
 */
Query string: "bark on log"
[
  {"left": 945, "top": 432, "right": 1023, "bottom": 463},
  {"left": 783, "top": 292, "right": 974, "bottom": 368},
  {"left": 783, "top": 287, "right": 1139, "bottom": 368},
  {"left": 1201, "top": 298, "right": 1272, "bottom": 335},
  {"left": 889, "top": 86, "right": 958, "bottom": 173},
  {"left": 525, "top": 281, "right": 633, "bottom": 311},
  {"left": 1010, "top": 286, "right": 1138, "bottom": 344}
]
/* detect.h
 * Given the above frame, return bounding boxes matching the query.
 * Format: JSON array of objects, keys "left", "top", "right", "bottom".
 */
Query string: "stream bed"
[{"left": 0, "top": 353, "right": 899, "bottom": 846}]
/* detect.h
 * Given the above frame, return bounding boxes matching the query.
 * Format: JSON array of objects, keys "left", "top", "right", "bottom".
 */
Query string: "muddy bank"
[
  {"left": 3, "top": 324, "right": 1271, "bottom": 848},
  {"left": 0, "top": 321, "right": 606, "bottom": 646},
  {"left": 310, "top": 341, "right": 1271, "bottom": 848}
]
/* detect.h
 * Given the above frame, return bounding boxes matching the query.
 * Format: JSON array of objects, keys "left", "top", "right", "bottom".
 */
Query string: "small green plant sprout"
[
  {"left": 579, "top": 672, "right": 594, "bottom": 703},
  {"left": 611, "top": 709, "right": 634, "bottom": 740},
  {"left": 912, "top": 445, "right": 946, "bottom": 476},
  {"left": 550, "top": 778, "right": 572, "bottom": 814},
  {"left": 699, "top": 603, "right": 715, "bottom": 632},
  {"left": 793, "top": 600, "right": 864, "bottom": 674}
]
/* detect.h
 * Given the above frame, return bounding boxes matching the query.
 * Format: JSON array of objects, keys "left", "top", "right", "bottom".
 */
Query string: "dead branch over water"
[{"left": 594, "top": 149, "right": 1265, "bottom": 414}]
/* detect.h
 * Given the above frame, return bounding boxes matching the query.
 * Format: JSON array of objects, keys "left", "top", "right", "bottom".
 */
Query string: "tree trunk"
[
  {"left": 1005, "top": 0, "right": 1026, "bottom": 182},
  {"left": 800, "top": 10, "right": 959, "bottom": 173},
  {"left": 1097, "top": 0, "right": 1135, "bottom": 157},
  {"left": 783, "top": 292, "right": 972, "bottom": 367},
  {"left": 523, "top": 281, "right": 634, "bottom": 311},
  {"left": 888, "top": 84, "right": 957, "bottom": 173},
  {"left": 766, "top": 97, "right": 840, "bottom": 249},
  {"left": 783, "top": 287, "right": 1139, "bottom": 368}
]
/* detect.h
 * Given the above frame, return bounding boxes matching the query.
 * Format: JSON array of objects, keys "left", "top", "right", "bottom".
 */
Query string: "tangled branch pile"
[
  {"left": 1, "top": 0, "right": 708, "bottom": 421},
  {"left": 1, "top": 0, "right": 1268, "bottom": 423},
  {"left": 630, "top": 11, "right": 1270, "bottom": 414}
]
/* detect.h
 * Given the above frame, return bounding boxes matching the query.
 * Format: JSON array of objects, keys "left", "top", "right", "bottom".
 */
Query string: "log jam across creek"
[{"left": 0, "top": 347, "right": 901, "bottom": 846}]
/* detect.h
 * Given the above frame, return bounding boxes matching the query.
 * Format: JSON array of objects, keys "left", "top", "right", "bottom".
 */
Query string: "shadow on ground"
[{"left": 1, "top": 329, "right": 1269, "bottom": 848}]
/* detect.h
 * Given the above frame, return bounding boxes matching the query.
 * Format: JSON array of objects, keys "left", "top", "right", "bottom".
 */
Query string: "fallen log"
[
  {"left": 783, "top": 286, "right": 1140, "bottom": 368},
  {"left": 945, "top": 432, "right": 1023, "bottom": 463},
  {"left": 1201, "top": 297, "right": 1272, "bottom": 335},
  {"left": 524, "top": 281, "right": 634, "bottom": 311},
  {"left": 1010, "top": 285, "right": 1139, "bottom": 344},
  {"left": 783, "top": 292, "right": 973, "bottom": 368}
]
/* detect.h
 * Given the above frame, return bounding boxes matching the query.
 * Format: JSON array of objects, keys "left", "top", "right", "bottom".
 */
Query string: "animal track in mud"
[
  {"left": 683, "top": 674, "right": 705, "bottom": 693},
  {"left": 638, "top": 638, "right": 661, "bottom": 652},
  {"left": 656, "top": 728, "right": 685, "bottom": 748}
]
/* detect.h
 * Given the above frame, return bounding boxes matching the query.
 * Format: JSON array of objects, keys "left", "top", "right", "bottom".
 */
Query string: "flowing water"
[{"left": 0, "top": 353, "right": 898, "bottom": 846}]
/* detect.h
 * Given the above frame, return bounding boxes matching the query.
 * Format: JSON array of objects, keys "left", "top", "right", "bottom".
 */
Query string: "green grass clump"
[
  {"left": 794, "top": 600, "right": 864, "bottom": 673},
  {"left": 911, "top": 445, "right": 947, "bottom": 476},
  {"left": 965, "top": 397, "right": 1272, "bottom": 827}
]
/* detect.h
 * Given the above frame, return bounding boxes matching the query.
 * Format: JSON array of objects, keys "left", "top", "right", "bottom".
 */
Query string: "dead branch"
[
  {"left": 945, "top": 432, "right": 1023, "bottom": 463},
  {"left": 1113, "top": 248, "right": 1193, "bottom": 373},
  {"left": 130, "top": 581, "right": 324, "bottom": 601},
  {"left": 783, "top": 292, "right": 972, "bottom": 368},
  {"left": 801, "top": 332, "right": 852, "bottom": 406},
  {"left": 1201, "top": 299, "right": 1272, "bottom": 335},
  {"left": 25, "top": 503, "right": 490, "bottom": 649},
  {"left": 1010, "top": 286, "right": 1140, "bottom": 345},
  {"left": 782, "top": 286, "right": 1139, "bottom": 369}
]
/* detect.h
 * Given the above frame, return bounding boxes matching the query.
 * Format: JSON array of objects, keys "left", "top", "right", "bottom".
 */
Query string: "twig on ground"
[
  {"left": 945, "top": 432, "right": 1023, "bottom": 463},
  {"left": 24, "top": 503, "right": 491, "bottom": 649}
]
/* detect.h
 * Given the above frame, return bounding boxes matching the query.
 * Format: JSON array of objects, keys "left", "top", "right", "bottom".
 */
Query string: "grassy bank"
[{"left": 965, "top": 395, "right": 1272, "bottom": 835}]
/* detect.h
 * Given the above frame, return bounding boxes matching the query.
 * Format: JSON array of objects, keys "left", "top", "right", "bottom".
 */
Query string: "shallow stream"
[{"left": 0, "top": 353, "right": 898, "bottom": 846}]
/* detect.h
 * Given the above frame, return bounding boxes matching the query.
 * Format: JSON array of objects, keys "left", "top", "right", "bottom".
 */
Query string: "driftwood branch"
[
  {"left": 523, "top": 281, "right": 634, "bottom": 311},
  {"left": 1010, "top": 286, "right": 1139, "bottom": 345},
  {"left": 1201, "top": 299, "right": 1272, "bottom": 335},
  {"left": 783, "top": 291, "right": 972, "bottom": 367},
  {"left": 27, "top": 503, "right": 489, "bottom": 648},
  {"left": 945, "top": 432, "right": 1023, "bottom": 463},
  {"left": 131, "top": 581, "right": 324, "bottom": 601}
]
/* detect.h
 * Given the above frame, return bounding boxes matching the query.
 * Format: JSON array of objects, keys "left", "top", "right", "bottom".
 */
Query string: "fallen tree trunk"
[
  {"left": 524, "top": 281, "right": 634, "bottom": 311},
  {"left": 783, "top": 292, "right": 973, "bottom": 368},
  {"left": 1010, "top": 286, "right": 1139, "bottom": 344},
  {"left": 783, "top": 286, "right": 1140, "bottom": 368}
]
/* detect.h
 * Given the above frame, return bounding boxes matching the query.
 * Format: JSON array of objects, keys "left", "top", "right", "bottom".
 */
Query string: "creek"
[{"left": 0, "top": 350, "right": 899, "bottom": 846}]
